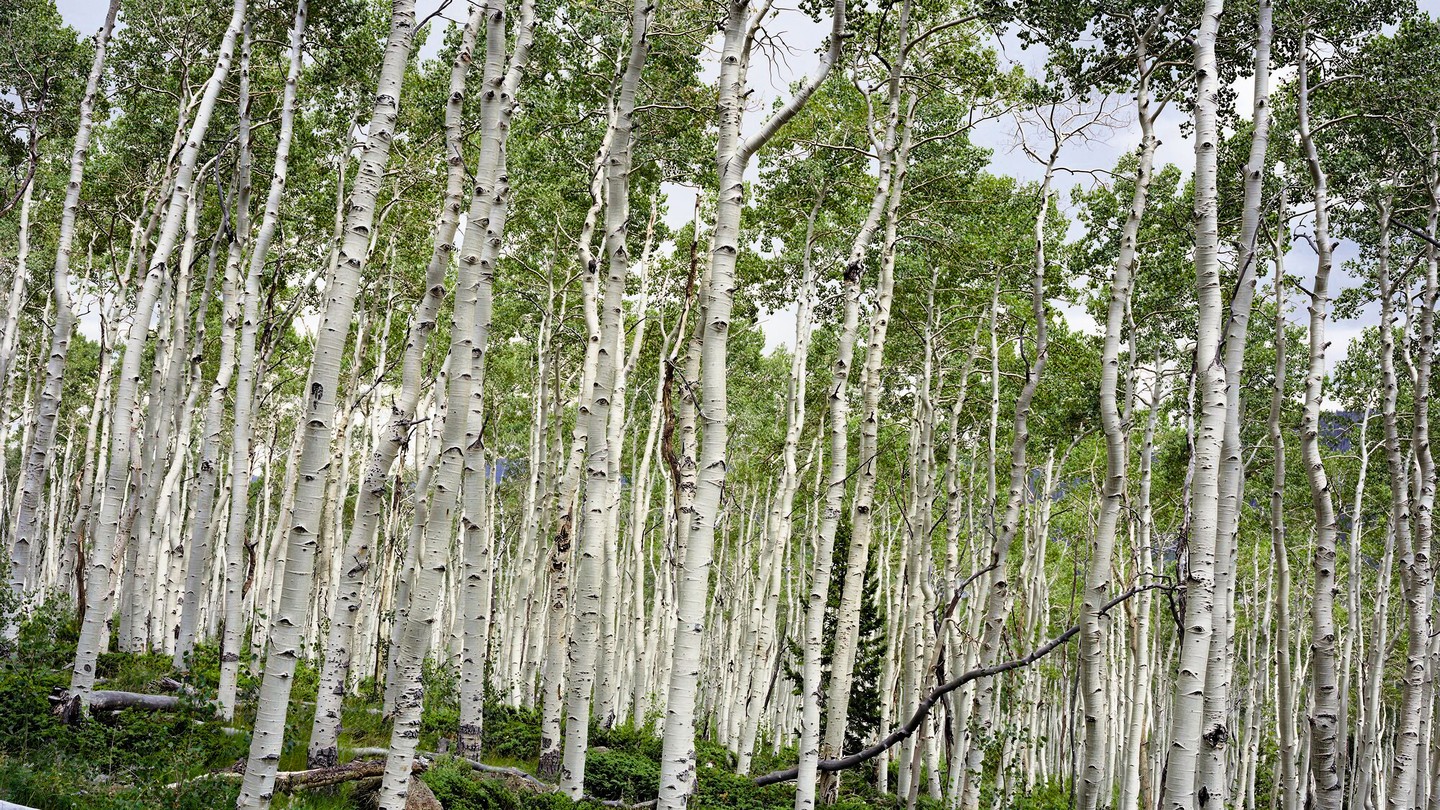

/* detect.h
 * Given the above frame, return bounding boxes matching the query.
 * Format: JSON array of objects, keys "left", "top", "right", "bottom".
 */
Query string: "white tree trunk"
[
  {"left": 235, "top": 2, "right": 417, "bottom": 804},
  {"left": 1159, "top": 2, "right": 1225, "bottom": 804},
  {"left": 6, "top": 0, "right": 120, "bottom": 621},
  {"left": 1297, "top": 36, "right": 1344, "bottom": 809},
  {"left": 71, "top": 0, "right": 246, "bottom": 701},
  {"left": 216, "top": 0, "right": 306, "bottom": 721}
]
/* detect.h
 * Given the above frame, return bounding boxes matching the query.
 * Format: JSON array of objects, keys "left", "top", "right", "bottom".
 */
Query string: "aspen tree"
[
  {"left": 736, "top": 185, "right": 824, "bottom": 775},
  {"left": 307, "top": 1, "right": 482, "bottom": 767},
  {"left": 217, "top": 0, "right": 306, "bottom": 720},
  {"left": 457, "top": 0, "right": 542, "bottom": 752},
  {"left": 1200, "top": 1, "right": 1274, "bottom": 799},
  {"left": 540, "top": 123, "right": 613, "bottom": 782},
  {"left": 559, "top": 0, "right": 653, "bottom": 792},
  {"left": 174, "top": 25, "right": 254, "bottom": 666},
  {"left": 655, "top": 0, "right": 844, "bottom": 804},
  {"left": 1159, "top": 1, "right": 1225, "bottom": 804},
  {"left": 70, "top": 0, "right": 247, "bottom": 703},
  {"left": 1078, "top": 27, "right": 1160, "bottom": 809},
  {"left": 235, "top": 1, "right": 418, "bottom": 804},
  {"left": 1353, "top": 266, "right": 1395, "bottom": 807},
  {"left": 379, "top": 0, "right": 535, "bottom": 800},
  {"left": 820, "top": 18, "right": 928, "bottom": 794},
  {"left": 959, "top": 124, "right": 1065, "bottom": 810},
  {"left": 1388, "top": 128, "right": 1439, "bottom": 810},
  {"left": 7, "top": 0, "right": 120, "bottom": 614},
  {"left": 1294, "top": 30, "right": 1347, "bottom": 808},
  {"left": 802, "top": 62, "right": 911, "bottom": 810}
]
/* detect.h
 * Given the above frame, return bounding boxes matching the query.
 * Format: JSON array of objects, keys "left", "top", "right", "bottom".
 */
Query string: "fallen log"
[
  {"left": 163, "top": 757, "right": 425, "bottom": 791},
  {"left": 433, "top": 755, "right": 656, "bottom": 809},
  {"left": 50, "top": 689, "right": 182, "bottom": 722}
]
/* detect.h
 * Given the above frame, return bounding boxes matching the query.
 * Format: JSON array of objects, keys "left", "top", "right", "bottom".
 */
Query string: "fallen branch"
[
  {"left": 164, "top": 757, "right": 424, "bottom": 791},
  {"left": 752, "top": 583, "right": 1164, "bottom": 786},
  {"left": 51, "top": 689, "right": 182, "bottom": 721},
  {"left": 436, "top": 755, "right": 656, "bottom": 809}
]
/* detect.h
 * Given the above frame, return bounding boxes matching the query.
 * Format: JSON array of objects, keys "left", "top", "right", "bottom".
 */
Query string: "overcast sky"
[{"left": 51, "top": 0, "right": 1440, "bottom": 369}]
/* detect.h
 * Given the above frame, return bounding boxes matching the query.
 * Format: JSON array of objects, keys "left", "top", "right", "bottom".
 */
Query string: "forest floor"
[{"left": 2, "top": 600, "right": 1055, "bottom": 810}]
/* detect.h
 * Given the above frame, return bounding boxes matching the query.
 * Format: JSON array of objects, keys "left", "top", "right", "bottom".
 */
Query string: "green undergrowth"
[{"left": 1, "top": 604, "right": 1065, "bottom": 809}]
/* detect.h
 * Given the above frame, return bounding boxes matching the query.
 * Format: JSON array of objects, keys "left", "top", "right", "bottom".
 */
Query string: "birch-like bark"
[
  {"left": 1119, "top": 355, "right": 1163, "bottom": 810},
  {"left": 558, "top": 0, "right": 652, "bottom": 793},
  {"left": 736, "top": 186, "right": 823, "bottom": 776},
  {"left": 1268, "top": 192, "right": 1300, "bottom": 810},
  {"left": 656, "top": 2, "right": 843, "bottom": 805},
  {"left": 7, "top": 0, "right": 120, "bottom": 615},
  {"left": 1296, "top": 37, "right": 1344, "bottom": 808},
  {"left": 307, "top": 1, "right": 480, "bottom": 767},
  {"left": 70, "top": 0, "right": 246, "bottom": 701},
  {"left": 175, "top": 27, "right": 253, "bottom": 666},
  {"left": 1199, "top": 1, "right": 1273, "bottom": 799},
  {"left": 1388, "top": 130, "right": 1439, "bottom": 810},
  {"left": 539, "top": 127, "right": 612, "bottom": 780},
  {"left": 1078, "top": 43, "right": 1158, "bottom": 810},
  {"left": 217, "top": 0, "right": 306, "bottom": 720},
  {"left": 1361, "top": 194, "right": 1402, "bottom": 808},
  {"left": 818, "top": 21, "right": 915, "bottom": 793},
  {"left": 959, "top": 150, "right": 1055, "bottom": 810},
  {"left": 379, "top": 0, "right": 535, "bottom": 801},
  {"left": 235, "top": 2, "right": 417, "bottom": 805},
  {"left": 1159, "top": 1, "right": 1225, "bottom": 804}
]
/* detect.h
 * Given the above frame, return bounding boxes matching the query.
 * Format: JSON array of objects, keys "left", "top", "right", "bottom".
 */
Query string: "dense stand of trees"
[{"left": 3, "top": 0, "right": 1440, "bottom": 808}]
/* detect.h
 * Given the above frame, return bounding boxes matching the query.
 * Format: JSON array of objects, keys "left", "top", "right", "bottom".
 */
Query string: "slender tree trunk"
[
  {"left": 378, "top": 1, "right": 534, "bottom": 801},
  {"left": 6, "top": 0, "right": 120, "bottom": 623},
  {"left": 175, "top": 28, "right": 254, "bottom": 666},
  {"left": 958, "top": 149, "right": 1055, "bottom": 810},
  {"left": 307, "top": 1, "right": 480, "bottom": 766},
  {"left": 71, "top": 0, "right": 246, "bottom": 702},
  {"left": 217, "top": 0, "right": 306, "bottom": 720},
  {"left": 656, "top": 3, "right": 842, "bottom": 805},
  {"left": 1297, "top": 36, "right": 1344, "bottom": 809},
  {"left": 1078, "top": 48, "right": 1159, "bottom": 810},
  {"left": 558, "top": 0, "right": 652, "bottom": 792},
  {"left": 235, "top": 2, "right": 417, "bottom": 804},
  {"left": 1388, "top": 126, "right": 1439, "bottom": 810},
  {"left": 1200, "top": 1, "right": 1273, "bottom": 800},
  {"left": 1159, "top": 1, "right": 1225, "bottom": 804}
]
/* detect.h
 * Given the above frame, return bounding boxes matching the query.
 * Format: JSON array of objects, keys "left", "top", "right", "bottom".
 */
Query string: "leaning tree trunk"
[
  {"left": 377, "top": 0, "right": 535, "bottom": 803},
  {"left": 1269, "top": 201, "right": 1300, "bottom": 810},
  {"left": 175, "top": 26, "right": 254, "bottom": 667},
  {"left": 1388, "top": 127, "right": 1439, "bottom": 810},
  {"left": 216, "top": 0, "right": 306, "bottom": 721},
  {"left": 6, "top": 0, "right": 120, "bottom": 619},
  {"left": 235, "top": 2, "right": 418, "bottom": 806},
  {"left": 70, "top": 0, "right": 246, "bottom": 703},
  {"left": 1199, "top": 1, "right": 1273, "bottom": 800},
  {"left": 735, "top": 185, "right": 823, "bottom": 776},
  {"left": 307, "top": 1, "right": 480, "bottom": 767},
  {"left": 958, "top": 148, "right": 1054, "bottom": 810},
  {"left": 816, "top": 21, "right": 914, "bottom": 798}
]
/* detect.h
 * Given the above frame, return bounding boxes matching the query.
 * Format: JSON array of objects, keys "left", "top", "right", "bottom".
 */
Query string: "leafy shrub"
[
  {"left": 583, "top": 749, "right": 659, "bottom": 802},
  {"left": 588, "top": 720, "right": 661, "bottom": 763},
  {"left": 423, "top": 757, "right": 520, "bottom": 810},
  {"left": 692, "top": 770, "right": 794, "bottom": 810},
  {"left": 481, "top": 703, "right": 542, "bottom": 763}
]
